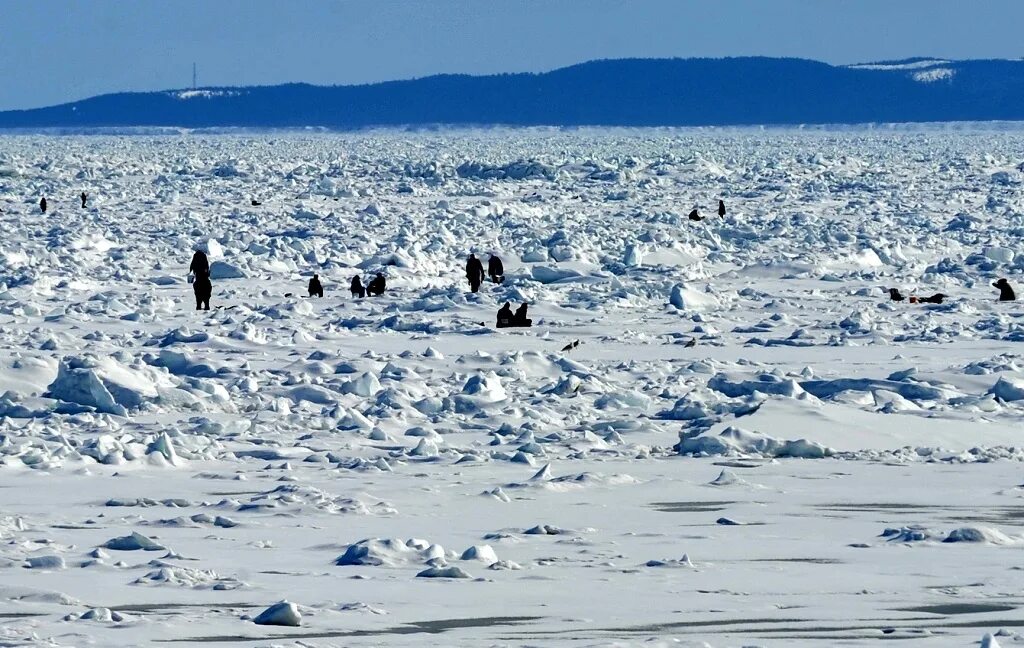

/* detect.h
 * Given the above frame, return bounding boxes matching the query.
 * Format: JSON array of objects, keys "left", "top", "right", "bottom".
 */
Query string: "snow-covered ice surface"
[{"left": 1, "top": 129, "right": 1024, "bottom": 646}]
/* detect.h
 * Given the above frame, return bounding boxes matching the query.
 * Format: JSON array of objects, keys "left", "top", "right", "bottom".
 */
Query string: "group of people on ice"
[
  {"left": 888, "top": 278, "right": 1016, "bottom": 304},
  {"left": 187, "top": 248, "right": 531, "bottom": 327}
]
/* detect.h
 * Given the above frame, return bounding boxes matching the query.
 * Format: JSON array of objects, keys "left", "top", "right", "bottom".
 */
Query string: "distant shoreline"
[{"left": 3, "top": 121, "right": 1024, "bottom": 137}]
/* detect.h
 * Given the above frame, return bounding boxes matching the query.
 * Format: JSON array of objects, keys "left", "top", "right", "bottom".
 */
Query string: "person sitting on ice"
[
  {"left": 488, "top": 254, "right": 505, "bottom": 284},
  {"left": 994, "top": 278, "right": 1016, "bottom": 301},
  {"left": 688, "top": 208, "right": 702, "bottom": 221},
  {"left": 909, "top": 293, "right": 946, "bottom": 304},
  {"left": 308, "top": 274, "right": 324, "bottom": 298},
  {"left": 496, "top": 302, "right": 514, "bottom": 328},
  {"left": 888, "top": 288, "right": 905, "bottom": 302},
  {"left": 366, "top": 272, "right": 386, "bottom": 297},
  {"left": 513, "top": 302, "right": 532, "bottom": 327},
  {"left": 351, "top": 275, "right": 365, "bottom": 298}
]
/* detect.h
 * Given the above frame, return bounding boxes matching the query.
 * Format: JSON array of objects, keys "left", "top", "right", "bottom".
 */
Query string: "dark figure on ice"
[
  {"left": 488, "top": 254, "right": 504, "bottom": 284},
  {"left": 193, "top": 273, "right": 212, "bottom": 310},
  {"left": 688, "top": 208, "right": 702, "bottom": 221},
  {"left": 718, "top": 200, "right": 726, "bottom": 217},
  {"left": 498, "top": 302, "right": 532, "bottom": 328},
  {"left": 513, "top": 302, "right": 532, "bottom": 327},
  {"left": 496, "top": 301, "right": 514, "bottom": 328},
  {"left": 189, "top": 250, "right": 212, "bottom": 310},
  {"left": 251, "top": 199, "right": 262, "bottom": 206},
  {"left": 366, "top": 272, "right": 386, "bottom": 297},
  {"left": 910, "top": 293, "right": 946, "bottom": 305},
  {"left": 189, "top": 250, "right": 210, "bottom": 278},
  {"left": 994, "top": 278, "right": 1016, "bottom": 301},
  {"left": 888, "top": 288, "right": 905, "bottom": 302},
  {"left": 351, "top": 275, "right": 366, "bottom": 298},
  {"left": 39, "top": 197, "right": 47, "bottom": 214},
  {"left": 466, "top": 254, "right": 485, "bottom": 292},
  {"left": 308, "top": 274, "right": 324, "bottom": 298},
  {"left": 80, "top": 192, "right": 88, "bottom": 208}
]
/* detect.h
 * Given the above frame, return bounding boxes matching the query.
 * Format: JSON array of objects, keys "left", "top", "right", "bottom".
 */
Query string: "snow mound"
[
  {"left": 679, "top": 426, "right": 833, "bottom": 458},
  {"left": 335, "top": 538, "right": 446, "bottom": 566},
  {"left": 254, "top": 601, "right": 301, "bottom": 627},
  {"left": 989, "top": 376, "right": 1024, "bottom": 402},
  {"left": 46, "top": 355, "right": 174, "bottom": 415},
  {"left": 942, "top": 526, "right": 1016, "bottom": 545},
  {"left": 102, "top": 532, "right": 165, "bottom": 551},
  {"left": 669, "top": 284, "right": 719, "bottom": 312},
  {"left": 460, "top": 545, "right": 498, "bottom": 565},
  {"left": 134, "top": 565, "right": 245, "bottom": 589},
  {"left": 25, "top": 555, "right": 65, "bottom": 569},
  {"left": 416, "top": 565, "right": 473, "bottom": 579},
  {"left": 209, "top": 260, "right": 245, "bottom": 279}
]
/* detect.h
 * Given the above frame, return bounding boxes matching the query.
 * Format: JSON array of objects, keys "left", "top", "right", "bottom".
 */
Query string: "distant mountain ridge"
[{"left": 4, "top": 56, "right": 1024, "bottom": 129}]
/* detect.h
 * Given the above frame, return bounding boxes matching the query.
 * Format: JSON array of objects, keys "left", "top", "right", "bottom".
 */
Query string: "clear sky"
[{"left": 2, "top": 0, "right": 1023, "bottom": 111}]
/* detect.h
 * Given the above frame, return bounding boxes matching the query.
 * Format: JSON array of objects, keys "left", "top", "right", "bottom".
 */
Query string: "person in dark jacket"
[
  {"left": 994, "top": 278, "right": 1016, "bottom": 301},
  {"left": 81, "top": 192, "right": 88, "bottom": 208},
  {"left": 39, "top": 197, "right": 47, "bottom": 214},
  {"left": 366, "top": 272, "right": 386, "bottom": 297},
  {"left": 351, "top": 275, "right": 365, "bottom": 298},
  {"left": 910, "top": 293, "right": 946, "bottom": 304},
  {"left": 496, "top": 302, "right": 514, "bottom": 328},
  {"left": 193, "top": 273, "right": 212, "bottom": 310},
  {"left": 487, "top": 254, "right": 504, "bottom": 284},
  {"left": 189, "top": 250, "right": 212, "bottom": 311},
  {"left": 189, "top": 250, "right": 210, "bottom": 277},
  {"left": 718, "top": 200, "right": 726, "bottom": 217},
  {"left": 308, "top": 274, "right": 324, "bottom": 298},
  {"left": 513, "top": 302, "right": 532, "bottom": 327},
  {"left": 688, "top": 208, "right": 702, "bottom": 221},
  {"left": 466, "top": 254, "right": 485, "bottom": 292},
  {"left": 888, "top": 288, "right": 905, "bottom": 302}
]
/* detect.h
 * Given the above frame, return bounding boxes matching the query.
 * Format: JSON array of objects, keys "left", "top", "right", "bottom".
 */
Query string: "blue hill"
[{"left": 2, "top": 57, "right": 1024, "bottom": 128}]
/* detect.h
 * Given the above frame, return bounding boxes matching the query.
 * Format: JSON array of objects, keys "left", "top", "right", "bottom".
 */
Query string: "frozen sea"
[{"left": 1, "top": 129, "right": 1023, "bottom": 646}]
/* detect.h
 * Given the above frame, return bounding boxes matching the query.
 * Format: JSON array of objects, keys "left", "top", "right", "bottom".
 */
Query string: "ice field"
[{"left": 1, "top": 129, "right": 1024, "bottom": 646}]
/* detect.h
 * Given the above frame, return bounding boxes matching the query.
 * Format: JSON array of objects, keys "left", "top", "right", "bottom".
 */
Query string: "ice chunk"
[{"left": 254, "top": 601, "right": 301, "bottom": 627}]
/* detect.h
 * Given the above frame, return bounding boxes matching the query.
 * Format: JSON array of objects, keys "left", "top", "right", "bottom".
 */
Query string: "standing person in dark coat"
[
  {"left": 994, "top": 278, "right": 1016, "bottom": 301},
  {"left": 81, "top": 192, "right": 88, "bottom": 208},
  {"left": 308, "top": 274, "right": 324, "bottom": 298},
  {"left": 366, "top": 272, "right": 386, "bottom": 297},
  {"left": 192, "top": 273, "right": 212, "bottom": 310},
  {"left": 350, "top": 275, "right": 365, "bottom": 298},
  {"left": 718, "top": 200, "right": 726, "bottom": 217},
  {"left": 466, "top": 254, "right": 485, "bottom": 292},
  {"left": 487, "top": 254, "right": 505, "bottom": 284},
  {"left": 513, "top": 302, "right": 532, "bottom": 327},
  {"left": 189, "top": 250, "right": 212, "bottom": 311},
  {"left": 189, "top": 250, "right": 210, "bottom": 278},
  {"left": 39, "top": 197, "right": 47, "bottom": 214}
]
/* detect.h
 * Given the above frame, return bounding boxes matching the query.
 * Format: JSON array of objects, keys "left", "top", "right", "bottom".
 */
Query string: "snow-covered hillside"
[{"left": 0, "top": 129, "right": 1022, "bottom": 646}]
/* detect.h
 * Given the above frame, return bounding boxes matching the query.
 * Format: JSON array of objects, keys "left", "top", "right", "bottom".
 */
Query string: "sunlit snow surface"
[{"left": 1, "top": 129, "right": 1024, "bottom": 646}]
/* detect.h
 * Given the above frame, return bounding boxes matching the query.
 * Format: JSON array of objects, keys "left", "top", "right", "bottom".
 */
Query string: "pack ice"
[{"left": 0, "top": 129, "right": 1023, "bottom": 646}]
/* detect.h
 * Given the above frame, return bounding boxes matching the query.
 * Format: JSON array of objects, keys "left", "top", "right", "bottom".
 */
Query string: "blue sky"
[{"left": 2, "top": 0, "right": 1023, "bottom": 110}]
